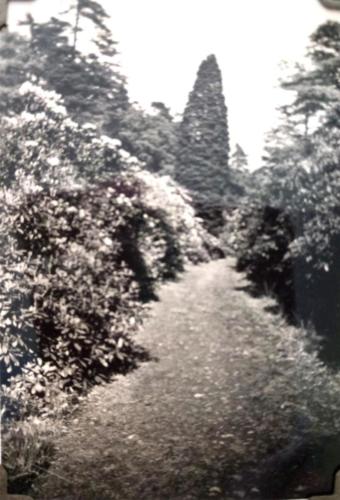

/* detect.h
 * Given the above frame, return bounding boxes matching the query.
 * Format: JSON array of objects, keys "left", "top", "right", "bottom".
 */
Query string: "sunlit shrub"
[
  {"left": 0, "top": 177, "right": 152, "bottom": 391},
  {"left": 134, "top": 168, "right": 221, "bottom": 264},
  {"left": 0, "top": 81, "right": 137, "bottom": 189}
]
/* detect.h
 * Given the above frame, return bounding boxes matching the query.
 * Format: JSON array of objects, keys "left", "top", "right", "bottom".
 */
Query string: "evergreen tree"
[
  {"left": 68, "top": 0, "right": 120, "bottom": 58},
  {"left": 151, "top": 101, "right": 173, "bottom": 121},
  {"left": 0, "top": 33, "right": 30, "bottom": 89},
  {"left": 230, "top": 144, "right": 248, "bottom": 171},
  {"left": 31, "top": 8, "right": 128, "bottom": 132},
  {"left": 176, "top": 54, "right": 230, "bottom": 209}
]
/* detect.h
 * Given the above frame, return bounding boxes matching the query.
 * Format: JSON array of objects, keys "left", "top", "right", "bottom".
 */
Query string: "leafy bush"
[
  {"left": 233, "top": 204, "right": 296, "bottom": 318},
  {"left": 1, "top": 175, "right": 162, "bottom": 392},
  {"left": 134, "top": 168, "right": 221, "bottom": 264},
  {"left": 220, "top": 206, "right": 250, "bottom": 256},
  {"left": 1, "top": 169, "right": 219, "bottom": 390}
]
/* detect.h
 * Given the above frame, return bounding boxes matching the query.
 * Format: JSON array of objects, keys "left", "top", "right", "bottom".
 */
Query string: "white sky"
[{"left": 8, "top": 0, "right": 340, "bottom": 170}]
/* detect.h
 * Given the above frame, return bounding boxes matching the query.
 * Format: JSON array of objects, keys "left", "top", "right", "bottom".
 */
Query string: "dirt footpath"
[{"left": 36, "top": 259, "right": 340, "bottom": 500}]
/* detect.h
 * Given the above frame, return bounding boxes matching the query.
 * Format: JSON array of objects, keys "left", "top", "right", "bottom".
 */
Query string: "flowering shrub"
[
  {"left": 220, "top": 207, "right": 248, "bottom": 256},
  {"left": 1, "top": 173, "right": 218, "bottom": 395},
  {"left": 0, "top": 81, "right": 137, "bottom": 189},
  {"left": 0, "top": 179, "right": 148, "bottom": 393},
  {"left": 133, "top": 168, "right": 221, "bottom": 265}
]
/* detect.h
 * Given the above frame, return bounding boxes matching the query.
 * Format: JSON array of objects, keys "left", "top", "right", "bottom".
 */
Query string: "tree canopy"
[{"left": 0, "top": 1, "right": 129, "bottom": 135}]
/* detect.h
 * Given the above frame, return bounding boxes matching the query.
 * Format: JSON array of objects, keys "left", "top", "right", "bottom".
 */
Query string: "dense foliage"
[
  {"left": 232, "top": 21, "right": 340, "bottom": 359},
  {"left": 118, "top": 103, "right": 178, "bottom": 175},
  {"left": 234, "top": 205, "right": 296, "bottom": 318},
  {"left": 0, "top": 82, "right": 218, "bottom": 418}
]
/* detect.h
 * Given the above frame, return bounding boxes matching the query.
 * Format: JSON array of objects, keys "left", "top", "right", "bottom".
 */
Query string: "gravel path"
[{"left": 35, "top": 259, "right": 340, "bottom": 500}]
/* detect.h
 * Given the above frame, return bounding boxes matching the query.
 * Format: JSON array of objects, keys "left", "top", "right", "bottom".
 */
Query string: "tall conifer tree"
[{"left": 176, "top": 54, "right": 230, "bottom": 208}]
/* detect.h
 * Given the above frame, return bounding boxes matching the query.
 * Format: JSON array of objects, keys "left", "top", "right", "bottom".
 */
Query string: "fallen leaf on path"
[{"left": 209, "top": 486, "right": 222, "bottom": 495}]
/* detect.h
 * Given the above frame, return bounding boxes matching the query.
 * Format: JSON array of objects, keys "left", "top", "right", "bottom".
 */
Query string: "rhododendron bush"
[
  {"left": 0, "top": 179, "right": 146, "bottom": 395},
  {"left": 0, "top": 82, "right": 218, "bottom": 414},
  {"left": 0, "top": 81, "right": 132, "bottom": 189},
  {"left": 134, "top": 169, "right": 219, "bottom": 265}
]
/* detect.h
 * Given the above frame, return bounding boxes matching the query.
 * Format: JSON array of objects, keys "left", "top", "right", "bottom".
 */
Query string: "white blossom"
[{"left": 47, "top": 157, "right": 61, "bottom": 167}]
